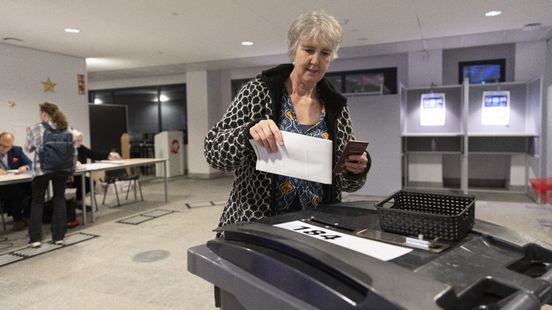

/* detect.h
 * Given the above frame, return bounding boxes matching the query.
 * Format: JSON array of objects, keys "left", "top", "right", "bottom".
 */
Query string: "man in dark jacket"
[{"left": 0, "top": 132, "right": 32, "bottom": 231}]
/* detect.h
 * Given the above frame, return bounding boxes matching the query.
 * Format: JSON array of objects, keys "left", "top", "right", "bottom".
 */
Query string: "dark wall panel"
[{"left": 89, "top": 104, "right": 128, "bottom": 153}]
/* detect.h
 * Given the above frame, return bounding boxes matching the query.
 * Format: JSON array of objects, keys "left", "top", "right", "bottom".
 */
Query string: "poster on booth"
[
  {"left": 420, "top": 93, "right": 446, "bottom": 126},
  {"left": 481, "top": 91, "right": 510, "bottom": 126}
]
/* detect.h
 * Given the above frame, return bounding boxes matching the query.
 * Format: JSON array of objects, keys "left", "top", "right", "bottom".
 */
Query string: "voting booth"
[
  {"left": 188, "top": 201, "right": 552, "bottom": 309},
  {"left": 154, "top": 131, "right": 185, "bottom": 177}
]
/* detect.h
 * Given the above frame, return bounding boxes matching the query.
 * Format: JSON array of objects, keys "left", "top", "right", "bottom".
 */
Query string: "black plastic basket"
[{"left": 375, "top": 190, "right": 475, "bottom": 241}]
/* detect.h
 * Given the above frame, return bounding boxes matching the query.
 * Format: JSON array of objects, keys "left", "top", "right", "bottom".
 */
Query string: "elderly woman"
[
  {"left": 65, "top": 129, "right": 121, "bottom": 227},
  {"left": 204, "top": 10, "right": 370, "bottom": 228}
]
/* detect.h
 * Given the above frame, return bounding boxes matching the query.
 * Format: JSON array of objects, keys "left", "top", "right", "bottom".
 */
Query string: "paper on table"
[
  {"left": 100, "top": 160, "right": 125, "bottom": 164},
  {"left": 249, "top": 131, "right": 332, "bottom": 184}
]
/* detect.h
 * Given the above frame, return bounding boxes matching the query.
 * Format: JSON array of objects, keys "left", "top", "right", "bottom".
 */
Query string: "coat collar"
[{"left": 259, "top": 64, "right": 347, "bottom": 109}]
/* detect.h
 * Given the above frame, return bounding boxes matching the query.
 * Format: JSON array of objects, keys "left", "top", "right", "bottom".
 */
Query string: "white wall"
[
  {"left": 408, "top": 49, "right": 443, "bottom": 87},
  {"left": 186, "top": 70, "right": 219, "bottom": 176},
  {"left": 348, "top": 95, "right": 402, "bottom": 196},
  {"left": 0, "top": 43, "right": 89, "bottom": 151},
  {"left": 515, "top": 41, "right": 547, "bottom": 82},
  {"left": 546, "top": 39, "right": 552, "bottom": 177}
]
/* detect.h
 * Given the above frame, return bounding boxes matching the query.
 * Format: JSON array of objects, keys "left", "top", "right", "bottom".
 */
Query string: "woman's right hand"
[{"left": 249, "top": 119, "right": 284, "bottom": 153}]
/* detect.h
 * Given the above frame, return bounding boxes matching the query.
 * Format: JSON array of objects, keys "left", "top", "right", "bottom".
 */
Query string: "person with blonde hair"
[
  {"left": 65, "top": 129, "right": 120, "bottom": 228},
  {"left": 25, "top": 102, "right": 76, "bottom": 247},
  {"left": 205, "top": 10, "right": 371, "bottom": 230}
]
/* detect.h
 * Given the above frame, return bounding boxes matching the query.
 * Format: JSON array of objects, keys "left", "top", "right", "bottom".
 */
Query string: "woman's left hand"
[{"left": 343, "top": 152, "right": 369, "bottom": 174}]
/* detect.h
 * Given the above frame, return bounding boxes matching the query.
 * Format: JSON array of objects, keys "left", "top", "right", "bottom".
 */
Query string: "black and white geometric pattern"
[{"left": 204, "top": 65, "right": 367, "bottom": 229}]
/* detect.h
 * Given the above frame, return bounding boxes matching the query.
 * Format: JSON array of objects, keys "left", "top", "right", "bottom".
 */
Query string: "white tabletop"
[{"left": 0, "top": 172, "right": 32, "bottom": 186}]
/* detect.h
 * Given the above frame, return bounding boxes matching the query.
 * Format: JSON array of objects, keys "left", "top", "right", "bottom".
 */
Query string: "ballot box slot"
[{"left": 307, "top": 217, "right": 355, "bottom": 232}]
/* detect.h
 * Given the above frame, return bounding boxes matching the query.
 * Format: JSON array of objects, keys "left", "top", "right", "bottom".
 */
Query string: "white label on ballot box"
[{"left": 274, "top": 220, "right": 411, "bottom": 261}]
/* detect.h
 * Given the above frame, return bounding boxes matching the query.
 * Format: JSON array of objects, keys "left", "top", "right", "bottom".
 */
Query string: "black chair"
[{"left": 102, "top": 168, "right": 143, "bottom": 207}]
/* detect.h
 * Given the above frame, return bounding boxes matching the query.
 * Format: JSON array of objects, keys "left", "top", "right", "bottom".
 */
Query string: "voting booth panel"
[{"left": 154, "top": 131, "right": 185, "bottom": 177}]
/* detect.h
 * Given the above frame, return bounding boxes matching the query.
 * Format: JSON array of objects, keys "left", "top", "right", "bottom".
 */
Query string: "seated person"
[
  {"left": 0, "top": 132, "right": 32, "bottom": 231},
  {"left": 67, "top": 130, "right": 121, "bottom": 227}
]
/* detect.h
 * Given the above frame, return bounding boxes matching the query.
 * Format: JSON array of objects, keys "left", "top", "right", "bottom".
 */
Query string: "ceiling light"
[
  {"left": 241, "top": 41, "right": 254, "bottom": 46},
  {"left": 484, "top": 11, "right": 502, "bottom": 17},
  {"left": 522, "top": 23, "right": 542, "bottom": 31},
  {"left": 64, "top": 28, "right": 80, "bottom": 33},
  {"left": 3, "top": 37, "right": 24, "bottom": 43},
  {"left": 94, "top": 98, "right": 103, "bottom": 105},
  {"left": 159, "top": 94, "right": 170, "bottom": 102}
]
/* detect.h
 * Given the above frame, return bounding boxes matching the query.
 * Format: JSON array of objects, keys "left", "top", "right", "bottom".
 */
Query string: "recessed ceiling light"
[
  {"left": 241, "top": 41, "right": 254, "bottom": 46},
  {"left": 3, "top": 37, "right": 24, "bottom": 43},
  {"left": 485, "top": 10, "right": 502, "bottom": 17},
  {"left": 64, "top": 28, "right": 80, "bottom": 33},
  {"left": 522, "top": 22, "right": 542, "bottom": 31}
]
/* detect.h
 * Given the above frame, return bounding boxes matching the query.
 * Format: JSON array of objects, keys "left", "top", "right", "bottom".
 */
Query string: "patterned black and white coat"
[{"left": 204, "top": 64, "right": 369, "bottom": 228}]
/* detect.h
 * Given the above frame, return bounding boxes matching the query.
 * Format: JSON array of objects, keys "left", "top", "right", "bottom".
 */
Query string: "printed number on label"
[{"left": 293, "top": 225, "right": 342, "bottom": 240}]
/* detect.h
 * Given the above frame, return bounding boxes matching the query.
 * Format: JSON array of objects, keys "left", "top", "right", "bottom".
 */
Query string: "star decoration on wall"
[
  {"left": 42, "top": 78, "right": 56, "bottom": 93},
  {"left": 8, "top": 100, "right": 16, "bottom": 108}
]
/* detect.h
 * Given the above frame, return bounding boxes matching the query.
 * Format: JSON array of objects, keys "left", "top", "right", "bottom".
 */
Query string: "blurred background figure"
[{"left": 0, "top": 132, "right": 32, "bottom": 231}]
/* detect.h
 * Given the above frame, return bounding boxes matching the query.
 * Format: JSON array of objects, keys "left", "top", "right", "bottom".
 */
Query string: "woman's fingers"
[
  {"left": 250, "top": 120, "right": 283, "bottom": 153},
  {"left": 343, "top": 152, "right": 368, "bottom": 174}
]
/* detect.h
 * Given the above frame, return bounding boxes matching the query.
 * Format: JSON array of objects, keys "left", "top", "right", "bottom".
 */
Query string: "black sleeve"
[{"left": 78, "top": 145, "right": 109, "bottom": 162}]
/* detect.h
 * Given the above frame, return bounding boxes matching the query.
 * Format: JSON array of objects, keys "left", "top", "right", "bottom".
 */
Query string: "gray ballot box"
[{"left": 188, "top": 201, "right": 552, "bottom": 310}]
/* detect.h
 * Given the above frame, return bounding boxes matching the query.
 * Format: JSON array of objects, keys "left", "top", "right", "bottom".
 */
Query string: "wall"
[
  {"left": 0, "top": 43, "right": 89, "bottom": 151},
  {"left": 515, "top": 41, "right": 547, "bottom": 82},
  {"left": 348, "top": 95, "right": 401, "bottom": 196},
  {"left": 546, "top": 38, "right": 552, "bottom": 177},
  {"left": 186, "top": 70, "right": 220, "bottom": 177},
  {"left": 88, "top": 37, "right": 552, "bottom": 191},
  {"left": 442, "top": 44, "right": 516, "bottom": 85},
  {"left": 408, "top": 49, "right": 443, "bottom": 87}
]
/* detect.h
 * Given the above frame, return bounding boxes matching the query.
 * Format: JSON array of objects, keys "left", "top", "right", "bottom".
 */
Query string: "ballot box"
[
  {"left": 154, "top": 131, "right": 185, "bottom": 177},
  {"left": 188, "top": 201, "right": 552, "bottom": 310}
]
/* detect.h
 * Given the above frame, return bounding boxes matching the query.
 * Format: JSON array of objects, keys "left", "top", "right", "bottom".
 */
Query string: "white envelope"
[{"left": 249, "top": 131, "right": 332, "bottom": 184}]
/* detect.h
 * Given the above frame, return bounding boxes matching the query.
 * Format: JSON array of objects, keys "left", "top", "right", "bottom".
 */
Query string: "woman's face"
[
  {"left": 75, "top": 136, "right": 83, "bottom": 147},
  {"left": 292, "top": 36, "right": 332, "bottom": 86}
]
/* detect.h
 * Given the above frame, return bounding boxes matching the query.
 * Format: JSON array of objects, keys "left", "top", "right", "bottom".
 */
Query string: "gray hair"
[
  {"left": 287, "top": 10, "right": 343, "bottom": 62},
  {"left": 71, "top": 129, "right": 83, "bottom": 140}
]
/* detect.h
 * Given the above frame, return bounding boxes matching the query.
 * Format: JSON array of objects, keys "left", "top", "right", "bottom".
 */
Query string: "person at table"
[
  {"left": 65, "top": 129, "right": 121, "bottom": 227},
  {"left": 204, "top": 10, "right": 371, "bottom": 230},
  {"left": 0, "top": 132, "right": 32, "bottom": 231},
  {"left": 25, "top": 102, "right": 76, "bottom": 247}
]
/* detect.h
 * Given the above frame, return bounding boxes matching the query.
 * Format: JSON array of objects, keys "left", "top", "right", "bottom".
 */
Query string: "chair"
[{"left": 102, "top": 168, "right": 144, "bottom": 207}]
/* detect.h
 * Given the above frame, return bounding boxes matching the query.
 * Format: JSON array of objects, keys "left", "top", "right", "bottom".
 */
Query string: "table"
[
  {"left": 74, "top": 158, "right": 168, "bottom": 225},
  {"left": 0, "top": 172, "right": 32, "bottom": 186}
]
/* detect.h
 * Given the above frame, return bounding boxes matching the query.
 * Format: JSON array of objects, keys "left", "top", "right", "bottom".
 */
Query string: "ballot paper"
[{"left": 249, "top": 131, "right": 332, "bottom": 184}]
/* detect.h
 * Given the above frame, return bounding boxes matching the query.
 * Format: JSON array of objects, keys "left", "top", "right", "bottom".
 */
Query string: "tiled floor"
[{"left": 0, "top": 176, "right": 551, "bottom": 309}]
